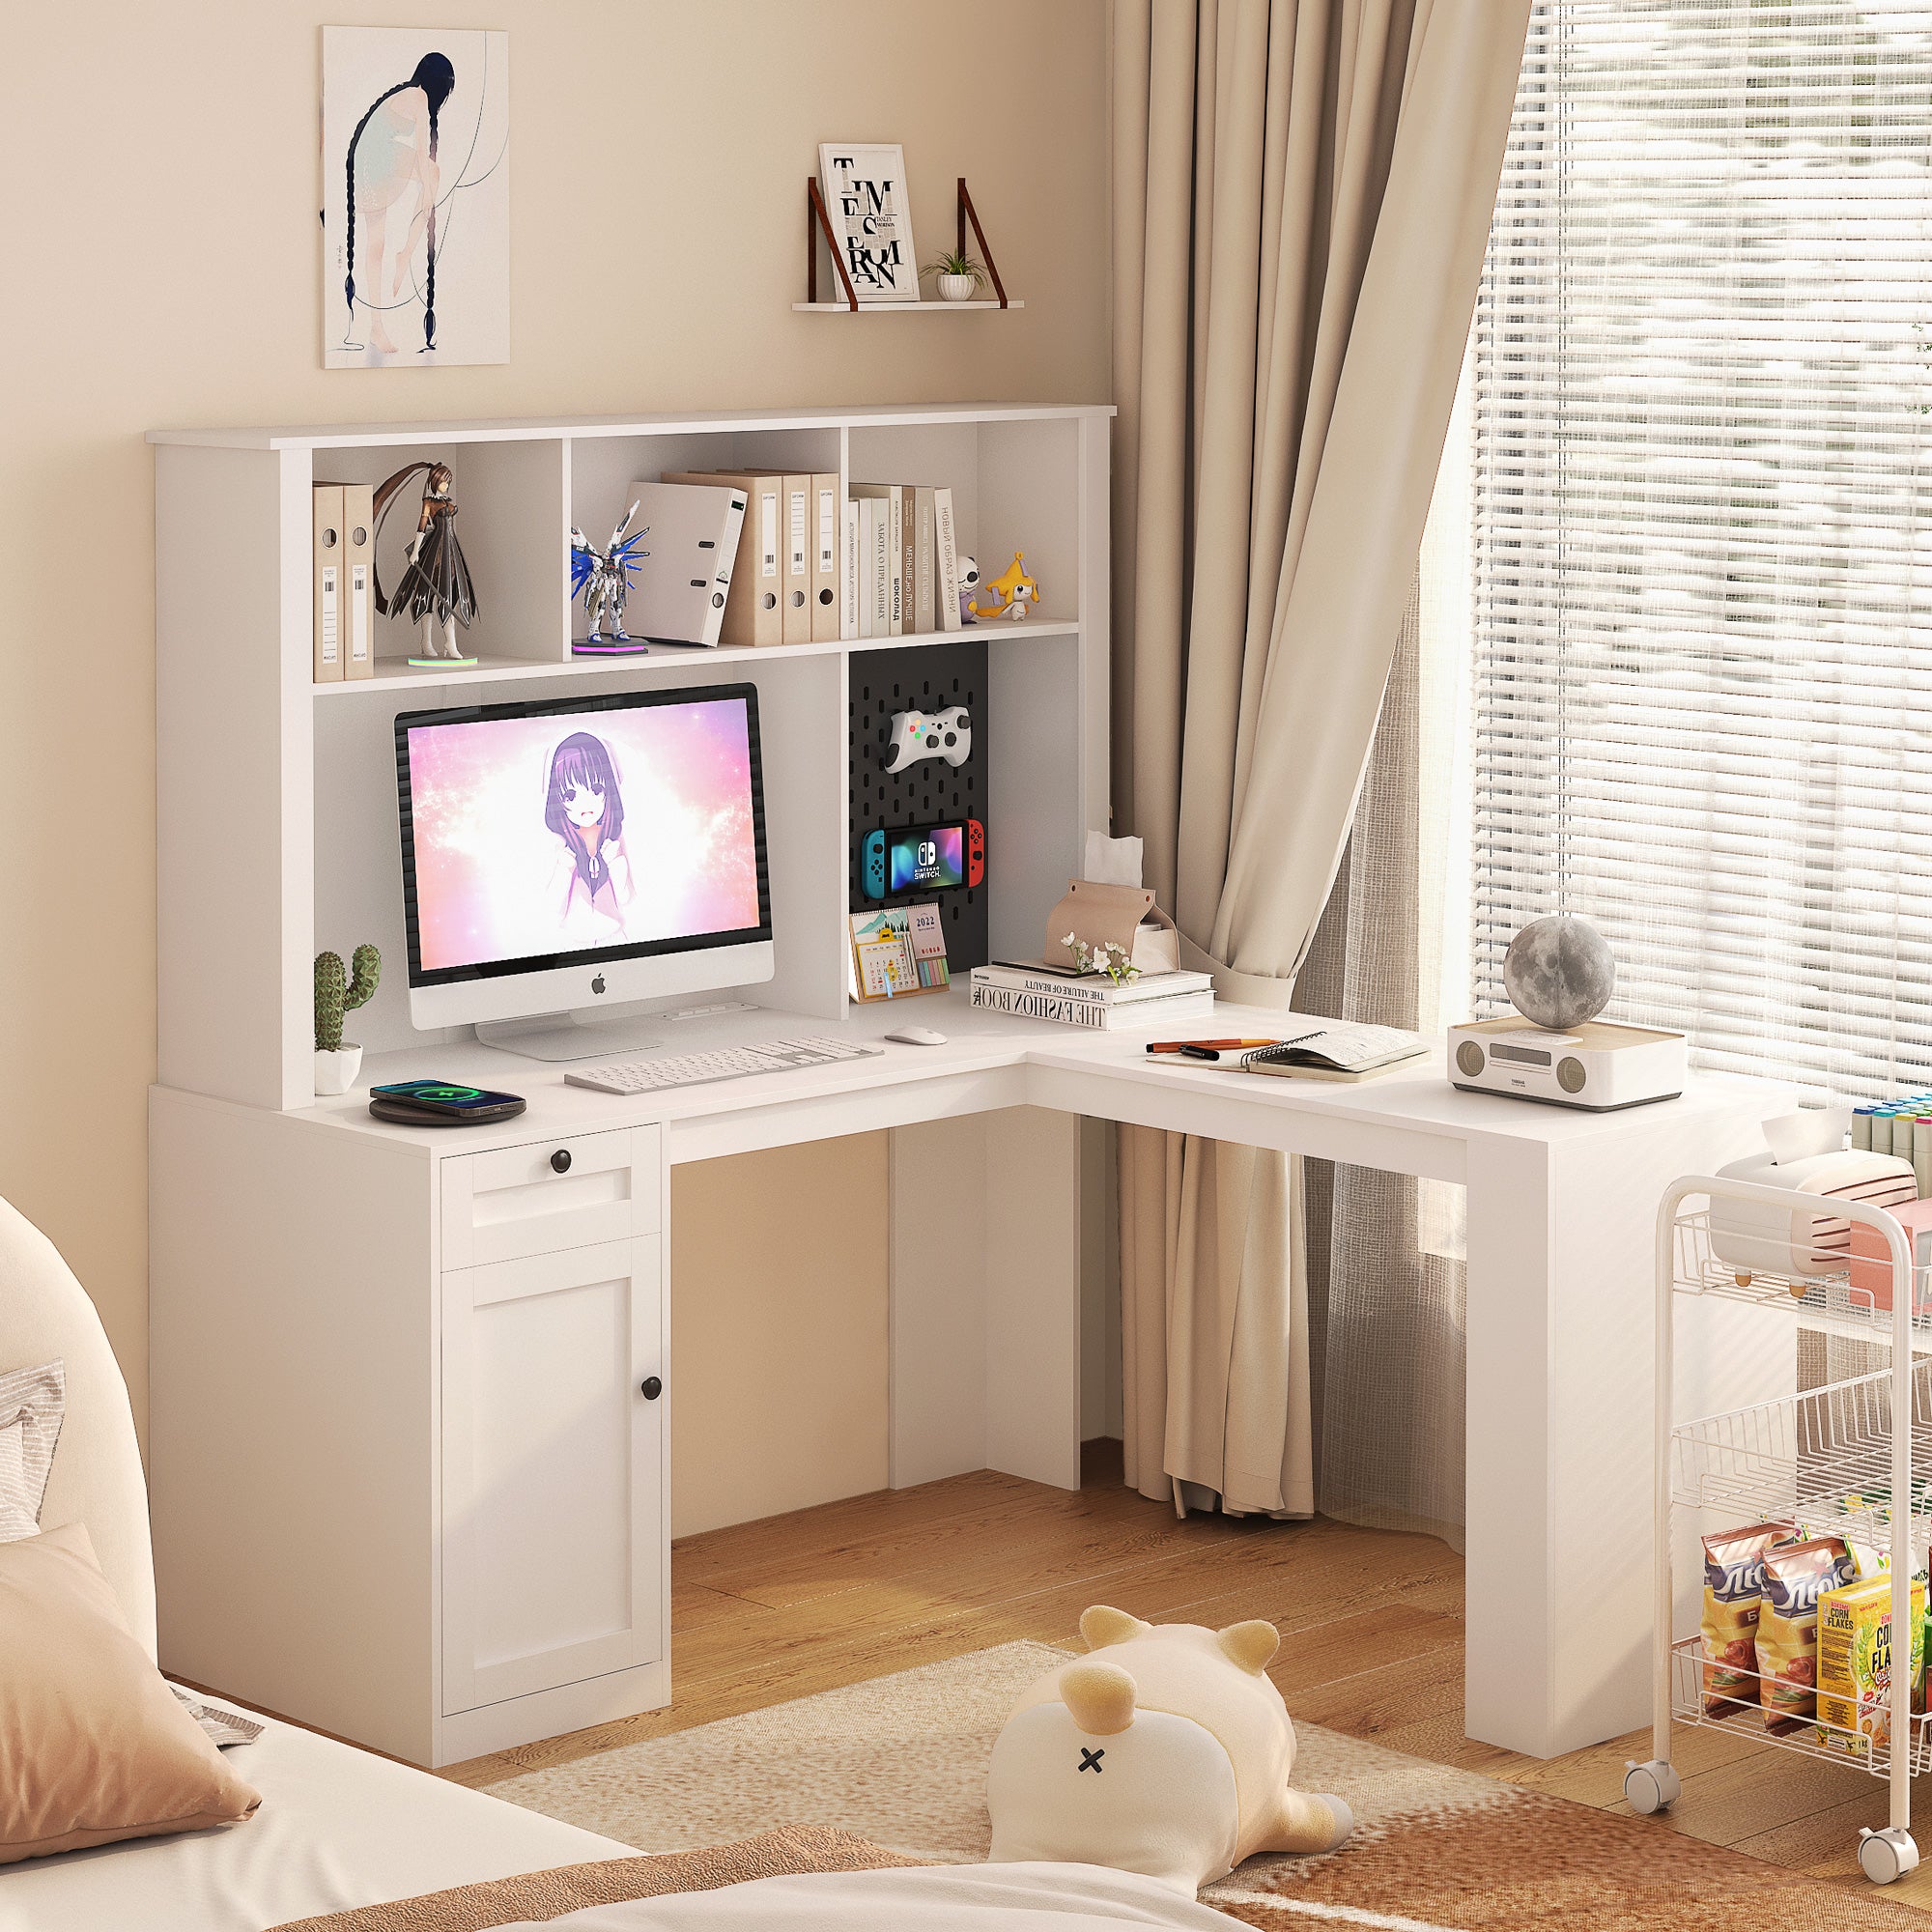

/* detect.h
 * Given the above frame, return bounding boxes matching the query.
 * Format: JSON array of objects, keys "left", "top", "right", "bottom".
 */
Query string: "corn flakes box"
[{"left": 1816, "top": 1574, "right": 1926, "bottom": 1761}]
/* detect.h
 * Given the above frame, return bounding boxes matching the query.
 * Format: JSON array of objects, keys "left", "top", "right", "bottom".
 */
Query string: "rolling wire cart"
[{"left": 1624, "top": 1174, "right": 1929, "bottom": 1884}]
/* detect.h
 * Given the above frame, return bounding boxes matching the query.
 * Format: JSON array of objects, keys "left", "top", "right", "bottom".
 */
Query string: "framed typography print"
[{"left": 816, "top": 143, "right": 919, "bottom": 303}]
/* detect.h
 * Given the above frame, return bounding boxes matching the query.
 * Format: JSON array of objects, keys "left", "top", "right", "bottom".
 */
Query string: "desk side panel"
[
  {"left": 155, "top": 444, "right": 312, "bottom": 1110},
  {"left": 150, "top": 1090, "right": 435, "bottom": 1761}
]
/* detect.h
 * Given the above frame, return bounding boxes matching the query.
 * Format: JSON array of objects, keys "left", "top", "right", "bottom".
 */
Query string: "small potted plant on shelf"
[
  {"left": 924, "top": 247, "right": 988, "bottom": 303},
  {"left": 315, "top": 943, "right": 381, "bottom": 1095}
]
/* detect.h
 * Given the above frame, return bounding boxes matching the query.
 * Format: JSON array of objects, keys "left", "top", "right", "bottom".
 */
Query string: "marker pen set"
[{"left": 1855, "top": 1097, "right": 1932, "bottom": 1194}]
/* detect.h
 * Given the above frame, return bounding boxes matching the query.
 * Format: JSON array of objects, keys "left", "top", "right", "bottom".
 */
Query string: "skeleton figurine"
[
  {"left": 570, "top": 502, "right": 651, "bottom": 651},
  {"left": 372, "top": 461, "right": 480, "bottom": 667},
  {"left": 956, "top": 554, "right": 981, "bottom": 625}
]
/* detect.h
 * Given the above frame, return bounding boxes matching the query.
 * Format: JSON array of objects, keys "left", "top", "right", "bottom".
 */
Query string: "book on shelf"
[
  {"left": 970, "top": 977, "right": 1216, "bottom": 1030},
  {"left": 840, "top": 499, "right": 861, "bottom": 639},
  {"left": 933, "top": 488, "right": 963, "bottom": 632},
  {"left": 975, "top": 961, "right": 1214, "bottom": 1008},
  {"left": 911, "top": 486, "right": 937, "bottom": 633},
  {"left": 1226, "top": 1019, "right": 1429, "bottom": 1082},
  {"left": 867, "top": 499, "right": 891, "bottom": 636},
  {"left": 849, "top": 484, "right": 903, "bottom": 635}
]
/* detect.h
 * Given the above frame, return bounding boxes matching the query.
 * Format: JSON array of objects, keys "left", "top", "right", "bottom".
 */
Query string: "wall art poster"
[
  {"left": 323, "top": 26, "right": 510, "bottom": 368},
  {"left": 817, "top": 143, "right": 919, "bottom": 302}
]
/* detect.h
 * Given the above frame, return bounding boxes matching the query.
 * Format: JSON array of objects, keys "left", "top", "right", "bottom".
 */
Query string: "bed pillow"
[
  {"left": 0, "top": 1521, "right": 260, "bottom": 1863},
  {"left": 0, "top": 1359, "right": 64, "bottom": 1540}
]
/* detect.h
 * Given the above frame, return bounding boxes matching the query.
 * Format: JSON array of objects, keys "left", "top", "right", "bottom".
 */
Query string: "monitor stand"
[{"left": 474, "top": 1002, "right": 759, "bottom": 1064}]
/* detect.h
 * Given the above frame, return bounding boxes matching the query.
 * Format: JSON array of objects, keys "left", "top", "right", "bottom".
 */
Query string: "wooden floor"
[{"left": 445, "top": 1442, "right": 1932, "bottom": 1909}]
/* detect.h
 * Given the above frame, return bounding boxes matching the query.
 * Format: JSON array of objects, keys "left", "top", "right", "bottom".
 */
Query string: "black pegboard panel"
[{"left": 848, "top": 639, "right": 990, "bottom": 971}]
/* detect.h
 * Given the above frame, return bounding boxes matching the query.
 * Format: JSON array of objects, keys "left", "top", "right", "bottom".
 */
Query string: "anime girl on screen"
[{"left": 544, "top": 731, "right": 634, "bottom": 940}]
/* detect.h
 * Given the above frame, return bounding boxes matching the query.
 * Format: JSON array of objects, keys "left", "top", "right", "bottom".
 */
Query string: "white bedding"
[
  {"left": 0, "top": 1701, "right": 633, "bottom": 1932},
  {"left": 493, "top": 1863, "right": 1253, "bottom": 1932}
]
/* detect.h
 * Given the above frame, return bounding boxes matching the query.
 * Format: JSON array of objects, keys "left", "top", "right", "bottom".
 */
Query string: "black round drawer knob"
[
  {"left": 550, "top": 1149, "right": 572, "bottom": 1174},
  {"left": 640, "top": 1376, "right": 664, "bottom": 1401}
]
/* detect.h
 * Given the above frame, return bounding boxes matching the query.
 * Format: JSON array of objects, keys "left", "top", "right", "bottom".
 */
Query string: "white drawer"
[{"left": 440, "top": 1125, "right": 660, "bottom": 1268}]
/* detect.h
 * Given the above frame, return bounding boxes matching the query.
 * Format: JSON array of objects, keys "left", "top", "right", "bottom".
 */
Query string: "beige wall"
[
  {"left": 0, "top": 2, "right": 1109, "bottom": 1452},
  {"left": 669, "top": 1135, "right": 890, "bottom": 1537}
]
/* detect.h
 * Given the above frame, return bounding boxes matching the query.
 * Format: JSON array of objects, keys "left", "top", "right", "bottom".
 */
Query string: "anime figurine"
[
  {"left": 372, "top": 461, "right": 479, "bottom": 667},
  {"left": 971, "top": 551, "right": 1041, "bottom": 622},
  {"left": 571, "top": 502, "right": 651, "bottom": 654},
  {"left": 956, "top": 554, "right": 981, "bottom": 625},
  {"left": 545, "top": 731, "right": 633, "bottom": 939}
]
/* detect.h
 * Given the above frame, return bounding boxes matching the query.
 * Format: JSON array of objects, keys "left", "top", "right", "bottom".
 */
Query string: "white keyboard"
[{"left": 563, "top": 1037, "right": 888, "bottom": 1095}]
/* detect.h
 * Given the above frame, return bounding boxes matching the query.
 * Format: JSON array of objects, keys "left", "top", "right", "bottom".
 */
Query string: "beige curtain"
[
  {"left": 1111, "top": 0, "right": 1528, "bottom": 1514},
  {"left": 1297, "top": 579, "right": 1469, "bottom": 1550}
]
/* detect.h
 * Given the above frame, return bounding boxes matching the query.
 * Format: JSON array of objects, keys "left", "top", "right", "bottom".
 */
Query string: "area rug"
[{"left": 480, "top": 1642, "right": 1926, "bottom": 1929}]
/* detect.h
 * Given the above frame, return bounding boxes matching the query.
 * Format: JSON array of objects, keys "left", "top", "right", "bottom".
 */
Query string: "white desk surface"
[{"left": 194, "top": 989, "right": 1788, "bottom": 1169}]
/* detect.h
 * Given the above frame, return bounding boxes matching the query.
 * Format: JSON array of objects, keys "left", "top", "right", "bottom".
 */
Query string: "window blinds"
[{"left": 1471, "top": 0, "right": 1932, "bottom": 1098}]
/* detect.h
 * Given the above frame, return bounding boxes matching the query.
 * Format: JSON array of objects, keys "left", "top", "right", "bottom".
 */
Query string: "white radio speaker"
[{"left": 1448, "top": 1015, "right": 1688, "bottom": 1111}]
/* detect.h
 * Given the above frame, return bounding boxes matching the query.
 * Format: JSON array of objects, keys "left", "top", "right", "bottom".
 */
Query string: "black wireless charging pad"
[{"left": 368, "top": 1094, "right": 527, "bottom": 1127}]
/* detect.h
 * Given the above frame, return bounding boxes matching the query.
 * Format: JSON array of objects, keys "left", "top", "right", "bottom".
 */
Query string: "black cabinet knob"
[
  {"left": 550, "top": 1149, "right": 572, "bottom": 1173},
  {"left": 639, "top": 1376, "right": 663, "bottom": 1400}
]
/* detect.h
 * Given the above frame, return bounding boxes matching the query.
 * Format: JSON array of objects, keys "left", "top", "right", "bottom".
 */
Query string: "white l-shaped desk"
[{"left": 149, "top": 988, "right": 1785, "bottom": 1769}]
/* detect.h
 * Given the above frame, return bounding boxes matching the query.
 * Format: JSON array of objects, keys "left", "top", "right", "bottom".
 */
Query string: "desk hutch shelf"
[{"left": 152, "top": 404, "right": 1112, "bottom": 1114}]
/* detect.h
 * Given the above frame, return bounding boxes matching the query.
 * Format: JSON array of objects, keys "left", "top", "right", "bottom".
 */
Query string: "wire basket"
[
  {"left": 1668, "top": 1635, "right": 1932, "bottom": 1778},
  {"left": 1672, "top": 1209, "right": 1932, "bottom": 1342},
  {"left": 1673, "top": 1359, "right": 1932, "bottom": 1558}
]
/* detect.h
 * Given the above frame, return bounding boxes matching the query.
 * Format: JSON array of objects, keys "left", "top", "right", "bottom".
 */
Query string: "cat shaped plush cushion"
[{"left": 986, "top": 1605, "right": 1352, "bottom": 1893}]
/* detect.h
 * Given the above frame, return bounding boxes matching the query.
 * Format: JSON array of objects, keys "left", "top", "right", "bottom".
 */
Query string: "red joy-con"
[{"left": 966, "top": 818, "right": 985, "bottom": 888}]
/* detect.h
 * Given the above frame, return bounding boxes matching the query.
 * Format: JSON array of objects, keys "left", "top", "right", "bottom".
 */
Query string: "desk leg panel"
[
  {"left": 1463, "top": 1100, "right": 1782, "bottom": 1757},
  {"left": 888, "top": 1109, "right": 1084, "bottom": 1492}
]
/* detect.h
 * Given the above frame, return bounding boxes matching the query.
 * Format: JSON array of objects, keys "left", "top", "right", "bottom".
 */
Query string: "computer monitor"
[{"left": 395, "top": 683, "right": 774, "bottom": 1057}]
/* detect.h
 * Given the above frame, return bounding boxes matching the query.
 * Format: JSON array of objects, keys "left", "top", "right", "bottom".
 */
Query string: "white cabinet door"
[{"left": 440, "top": 1236, "right": 666, "bottom": 1716}]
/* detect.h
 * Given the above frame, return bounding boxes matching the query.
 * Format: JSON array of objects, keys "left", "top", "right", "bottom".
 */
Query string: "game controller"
[
  {"left": 862, "top": 827, "right": 889, "bottom": 899},
  {"left": 882, "top": 705, "right": 972, "bottom": 772},
  {"left": 965, "top": 816, "right": 985, "bottom": 888}
]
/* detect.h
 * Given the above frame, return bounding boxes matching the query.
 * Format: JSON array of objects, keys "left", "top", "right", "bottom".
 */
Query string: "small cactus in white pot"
[
  {"left": 315, "top": 944, "right": 381, "bottom": 1094},
  {"left": 925, "top": 247, "right": 987, "bottom": 303}
]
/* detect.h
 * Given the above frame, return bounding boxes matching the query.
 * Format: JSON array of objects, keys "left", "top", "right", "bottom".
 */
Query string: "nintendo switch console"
[
  {"left": 882, "top": 705, "right": 972, "bottom": 772},
  {"left": 862, "top": 819, "right": 985, "bottom": 899}
]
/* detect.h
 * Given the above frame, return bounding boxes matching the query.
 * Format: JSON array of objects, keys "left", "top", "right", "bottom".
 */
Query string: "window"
[{"left": 1469, "top": 0, "right": 1932, "bottom": 1096}]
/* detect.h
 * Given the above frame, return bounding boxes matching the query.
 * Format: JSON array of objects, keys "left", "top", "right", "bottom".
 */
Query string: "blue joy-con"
[{"left": 861, "top": 828, "right": 888, "bottom": 900}]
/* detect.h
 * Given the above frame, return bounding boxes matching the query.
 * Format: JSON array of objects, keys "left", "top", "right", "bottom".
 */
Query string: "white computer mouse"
[{"left": 885, "top": 1025, "right": 949, "bottom": 1046}]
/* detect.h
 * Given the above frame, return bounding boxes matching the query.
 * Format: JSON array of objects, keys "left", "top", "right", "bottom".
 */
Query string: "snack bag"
[
  {"left": 1701, "top": 1520, "right": 1795, "bottom": 1717},
  {"left": 1757, "top": 1537, "right": 1854, "bottom": 1733},
  {"left": 1817, "top": 1573, "right": 1927, "bottom": 1761}
]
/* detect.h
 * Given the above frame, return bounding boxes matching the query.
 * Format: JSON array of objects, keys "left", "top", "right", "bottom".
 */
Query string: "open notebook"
[{"left": 1234, "top": 1018, "right": 1429, "bottom": 1081}]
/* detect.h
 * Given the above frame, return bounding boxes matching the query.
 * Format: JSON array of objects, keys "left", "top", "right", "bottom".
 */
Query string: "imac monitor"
[{"left": 395, "top": 683, "right": 773, "bottom": 1051}]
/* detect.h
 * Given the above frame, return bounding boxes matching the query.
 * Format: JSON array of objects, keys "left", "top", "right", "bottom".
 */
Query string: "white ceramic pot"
[
  {"left": 314, "top": 1044, "right": 363, "bottom": 1096},
  {"left": 937, "top": 273, "right": 978, "bottom": 303}
]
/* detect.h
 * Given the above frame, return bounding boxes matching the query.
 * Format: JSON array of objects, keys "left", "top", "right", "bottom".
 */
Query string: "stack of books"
[
  {"left": 969, "top": 961, "right": 1214, "bottom": 1030},
  {"left": 843, "top": 483, "right": 964, "bottom": 639}
]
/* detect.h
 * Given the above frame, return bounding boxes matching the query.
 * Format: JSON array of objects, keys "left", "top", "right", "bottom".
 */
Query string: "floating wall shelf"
[
  {"left": 792, "top": 299, "right": 1024, "bottom": 314},
  {"left": 806, "top": 174, "right": 1014, "bottom": 312}
]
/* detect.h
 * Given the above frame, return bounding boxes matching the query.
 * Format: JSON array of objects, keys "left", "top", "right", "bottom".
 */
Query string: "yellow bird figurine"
[{"left": 972, "top": 551, "right": 1040, "bottom": 621}]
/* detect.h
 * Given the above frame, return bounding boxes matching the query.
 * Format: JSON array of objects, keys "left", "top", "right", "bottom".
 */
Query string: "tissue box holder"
[
  {"left": 1044, "top": 880, "right": 1180, "bottom": 977},
  {"left": 1708, "top": 1149, "right": 1917, "bottom": 1280}
]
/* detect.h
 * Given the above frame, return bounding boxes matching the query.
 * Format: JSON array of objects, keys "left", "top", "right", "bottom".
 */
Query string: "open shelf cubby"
[{"left": 153, "top": 404, "right": 1112, "bottom": 1112}]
